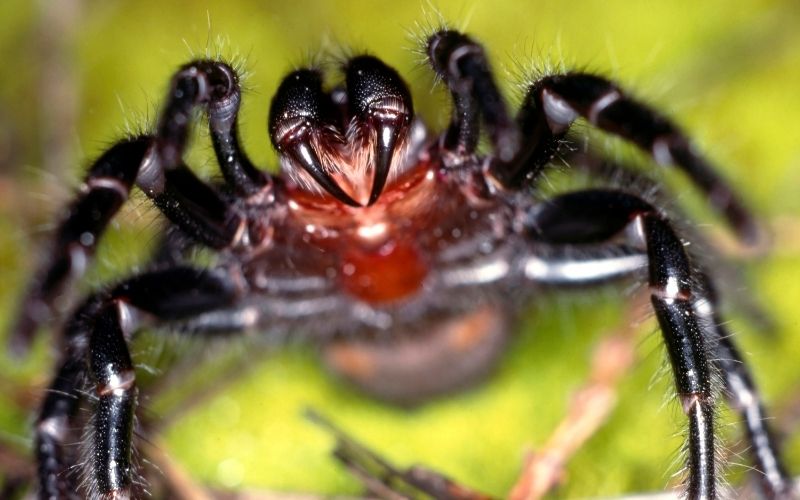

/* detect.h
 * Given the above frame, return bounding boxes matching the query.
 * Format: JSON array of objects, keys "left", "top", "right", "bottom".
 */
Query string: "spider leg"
[
  {"left": 35, "top": 359, "right": 83, "bottom": 500},
  {"left": 10, "top": 60, "right": 260, "bottom": 353},
  {"left": 695, "top": 276, "right": 793, "bottom": 498},
  {"left": 424, "top": 30, "right": 756, "bottom": 244},
  {"left": 525, "top": 188, "right": 794, "bottom": 497},
  {"left": 716, "top": 335, "right": 794, "bottom": 498},
  {"left": 426, "top": 30, "right": 519, "bottom": 162},
  {"left": 553, "top": 149, "right": 775, "bottom": 331},
  {"left": 504, "top": 73, "right": 759, "bottom": 244},
  {"left": 196, "top": 61, "right": 269, "bottom": 197},
  {"left": 526, "top": 189, "right": 716, "bottom": 499},
  {"left": 153, "top": 60, "right": 268, "bottom": 195},
  {"left": 11, "top": 139, "right": 146, "bottom": 354},
  {"left": 34, "top": 266, "right": 239, "bottom": 499}
]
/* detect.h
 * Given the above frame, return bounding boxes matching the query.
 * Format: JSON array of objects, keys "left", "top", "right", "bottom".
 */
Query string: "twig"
[{"left": 509, "top": 293, "right": 647, "bottom": 500}]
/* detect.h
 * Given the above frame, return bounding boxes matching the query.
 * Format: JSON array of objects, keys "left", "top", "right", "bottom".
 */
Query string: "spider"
[{"left": 8, "top": 28, "right": 795, "bottom": 499}]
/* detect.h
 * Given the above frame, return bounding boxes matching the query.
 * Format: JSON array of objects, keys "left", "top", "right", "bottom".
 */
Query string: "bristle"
[{"left": 406, "top": 5, "right": 450, "bottom": 71}]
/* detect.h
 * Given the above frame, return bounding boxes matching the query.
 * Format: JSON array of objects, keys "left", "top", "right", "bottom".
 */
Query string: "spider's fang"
[
  {"left": 369, "top": 110, "right": 406, "bottom": 206},
  {"left": 345, "top": 56, "right": 413, "bottom": 205},
  {"left": 269, "top": 69, "right": 361, "bottom": 206},
  {"left": 285, "top": 137, "right": 360, "bottom": 207}
]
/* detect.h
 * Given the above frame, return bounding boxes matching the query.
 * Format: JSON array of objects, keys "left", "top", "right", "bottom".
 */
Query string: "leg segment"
[
  {"left": 714, "top": 331, "right": 793, "bottom": 498},
  {"left": 196, "top": 61, "right": 269, "bottom": 196},
  {"left": 504, "top": 74, "right": 759, "bottom": 244},
  {"left": 35, "top": 359, "right": 83, "bottom": 500},
  {"left": 11, "top": 60, "right": 257, "bottom": 353},
  {"left": 527, "top": 189, "right": 716, "bottom": 498},
  {"left": 11, "top": 139, "right": 146, "bottom": 353},
  {"left": 427, "top": 30, "right": 519, "bottom": 162},
  {"left": 695, "top": 277, "right": 793, "bottom": 498},
  {"left": 88, "top": 302, "right": 137, "bottom": 498},
  {"left": 558, "top": 149, "right": 776, "bottom": 330},
  {"left": 492, "top": 78, "right": 567, "bottom": 188},
  {"left": 35, "top": 267, "right": 240, "bottom": 499}
]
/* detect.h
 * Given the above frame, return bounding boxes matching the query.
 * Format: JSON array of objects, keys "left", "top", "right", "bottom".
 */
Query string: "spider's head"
[{"left": 269, "top": 56, "right": 418, "bottom": 207}]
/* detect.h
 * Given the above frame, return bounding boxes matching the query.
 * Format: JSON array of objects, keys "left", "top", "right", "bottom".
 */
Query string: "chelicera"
[{"left": 10, "top": 29, "right": 794, "bottom": 499}]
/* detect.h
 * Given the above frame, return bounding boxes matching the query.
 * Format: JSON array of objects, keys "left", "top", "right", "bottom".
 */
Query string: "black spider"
[{"left": 9, "top": 29, "right": 794, "bottom": 499}]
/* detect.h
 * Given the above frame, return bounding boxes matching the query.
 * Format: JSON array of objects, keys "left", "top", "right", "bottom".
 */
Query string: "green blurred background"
[{"left": 1, "top": 0, "right": 799, "bottom": 497}]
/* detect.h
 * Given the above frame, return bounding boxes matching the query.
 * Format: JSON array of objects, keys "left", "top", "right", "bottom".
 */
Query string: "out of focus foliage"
[{"left": 1, "top": 0, "right": 799, "bottom": 497}]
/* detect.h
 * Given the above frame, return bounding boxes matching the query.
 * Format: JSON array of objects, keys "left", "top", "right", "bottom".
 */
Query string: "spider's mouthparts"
[
  {"left": 268, "top": 69, "right": 360, "bottom": 206},
  {"left": 345, "top": 56, "right": 413, "bottom": 206},
  {"left": 269, "top": 56, "right": 415, "bottom": 207},
  {"left": 367, "top": 106, "right": 410, "bottom": 206},
  {"left": 283, "top": 128, "right": 361, "bottom": 207}
]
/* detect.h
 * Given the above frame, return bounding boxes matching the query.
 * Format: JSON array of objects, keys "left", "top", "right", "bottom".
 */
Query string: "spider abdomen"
[{"left": 323, "top": 304, "right": 510, "bottom": 404}]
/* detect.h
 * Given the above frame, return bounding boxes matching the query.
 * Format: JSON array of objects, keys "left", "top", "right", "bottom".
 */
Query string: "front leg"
[
  {"left": 34, "top": 267, "right": 239, "bottom": 499},
  {"left": 526, "top": 189, "right": 716, "bottom": 498}
]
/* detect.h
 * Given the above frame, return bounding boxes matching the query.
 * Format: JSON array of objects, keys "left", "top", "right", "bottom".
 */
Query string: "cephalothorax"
[{"left": 11, "top": 29, "right": 793, "bottom": 499}]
